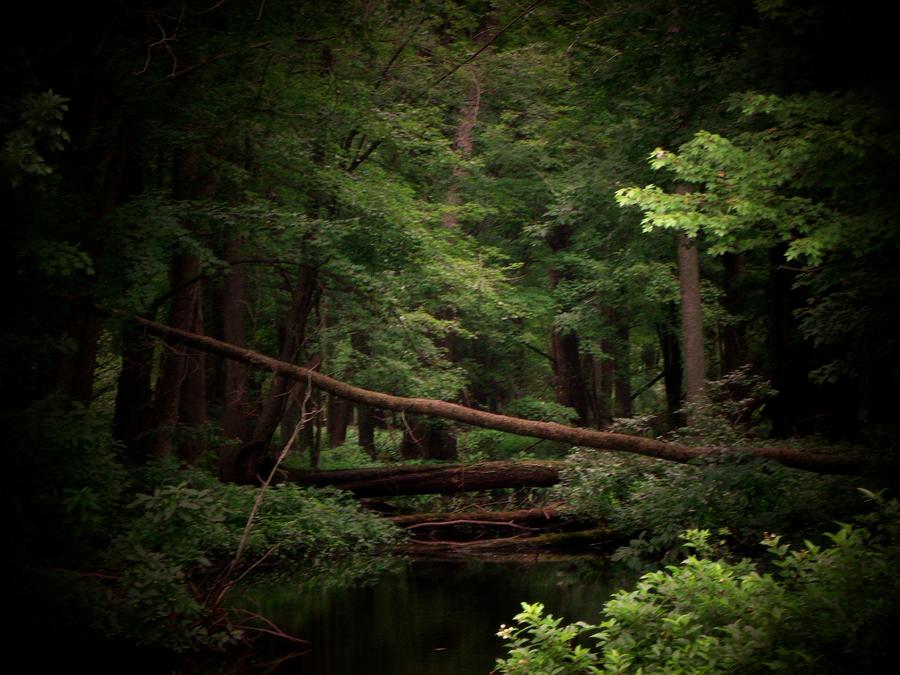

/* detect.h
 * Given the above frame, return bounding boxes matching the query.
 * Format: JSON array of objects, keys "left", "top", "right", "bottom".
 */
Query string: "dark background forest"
[{"left": 4, "top": 0, "right": 899, "bottom": 671}]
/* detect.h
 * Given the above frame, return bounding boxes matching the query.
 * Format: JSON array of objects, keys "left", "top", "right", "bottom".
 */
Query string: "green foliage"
[
  {"left": 9, "top": 400, "right": 401, "bottom": 654},
  {"left": 495, "top": 602, "right": 601, "bottom": 675},
  {"left": 1, "top": 89, "right": 70, "bottom": 186},
  {"left": 496, "top": 495, "right": 900, "bottom": 673},
  {"left": 554, "top": 447, "right": 864, "bottom": 567},
  {"left": 669, "top": 366, "right": 777, "bottom": 446}
]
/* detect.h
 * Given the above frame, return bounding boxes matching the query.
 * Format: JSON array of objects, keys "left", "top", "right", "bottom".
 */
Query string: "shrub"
[
  {"left": 495, "top": 493, "right": 900, "bottom": 674},
  {"left": 554, "top": 448, "right": 866, "bottom": 566}
]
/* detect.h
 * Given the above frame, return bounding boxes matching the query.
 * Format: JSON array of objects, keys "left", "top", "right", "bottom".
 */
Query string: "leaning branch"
[{"left": 135, "top": 315, "right": 874, "bottom": 475}]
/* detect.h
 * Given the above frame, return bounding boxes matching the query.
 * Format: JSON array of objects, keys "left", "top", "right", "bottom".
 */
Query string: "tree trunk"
[
  {"left": 283, "top": 460, "right": 561, "bottom": 497},
  {"left": 549, "top": 330, "right": 590, "bottom": 425},
  {"left": 327, "top": 394, "right": 352, "bottom": 447},
  {"left": 597, "top": 338, "right": 614, "bottom": 427},
  {"left": 252, "top": 264, "right": 318, "bottom": 447},
  {"left": 400, "top": 417, "right": 458, "bottom": 461},
  {"left": 177, "top": 290, "right": 206, "bottom": 464},
  {"left": 151, "top": 252, "right": 203, "bottom": 458},
  {"left": 112, "top": 325, "right": 155, "bottom": 460},
  {"left": 613, "top": 319, "right": 632, "bottom": 418},
  {"left": 678, "top": 232, "right": 706, "bottom": 416},
  {"left": 133, "top": 314, "right": 877, "bottom": 475},
  {"left": 357, "top": 403, "right": 376, "bottom": 459},
  {"left": 220, "top": 238, "right": 250, "bottom": 442}
]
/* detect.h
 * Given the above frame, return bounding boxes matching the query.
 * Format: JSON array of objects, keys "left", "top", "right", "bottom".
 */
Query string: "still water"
[{"left": 235, "top": 555, "right": 635, "bottom": 674}]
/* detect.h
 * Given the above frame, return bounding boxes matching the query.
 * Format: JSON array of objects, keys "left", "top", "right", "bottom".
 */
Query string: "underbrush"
[
  {"left": 495, "top": 492, "right": 900, "bottom": 674},
  {"left": 8, "top": 398, "right": 402, "bottom": 654},
  {"left": 553, "top": 448, "right": 871, "bottom": 568}
]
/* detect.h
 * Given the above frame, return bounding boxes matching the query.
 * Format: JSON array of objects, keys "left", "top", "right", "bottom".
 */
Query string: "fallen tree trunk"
[
  {"left": 386, "top": 507, "right": 564, "bottom": 527},
  {"left": 135, "top": 315, "right": 877, "bottom": 475},
  {"left": 396, "top": 527, "right": 616, "bottom": 555},
  {"left": 282, "top": 461, "right": 561, "bottom": 497}
]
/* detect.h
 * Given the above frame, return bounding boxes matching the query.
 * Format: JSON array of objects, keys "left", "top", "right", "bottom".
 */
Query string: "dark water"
[{"left": 233, "top": 555, "right": 635, "bottom": 674}]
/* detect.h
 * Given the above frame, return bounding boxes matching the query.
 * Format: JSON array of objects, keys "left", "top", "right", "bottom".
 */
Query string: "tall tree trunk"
[
  {"left": 400, "top": 417, "right": 458, "bottom": 461},
  {"left": 177, "top": 290, "right": 206, "bottom": 463},
  {"left": 57, "top": 116, "right": 137, "bottom": 404},
  {"left": 357, "top": 403, "right": 376, "bottom": 458},
  {"left": 613, "top": 320, "right": 632, "bottom": 418},
  {"left": 549, "top": 330, "right": 590, "bottom": 425},
  {"left": 597, "top": 337, "right": 614, "bottom": 427},
  {"left": 546, "top": 224, "right": 590, "bottom": 426},
  {"left": 251, "top": 264, "right": 318, "bottom": 447},
  {"left": 678, "top": 232, "right": 706, "bottom": 419},
  {"left": 113, "top": 325, "right": 155, "bottom": 461},
  {"left": 151, "top": 149, "right": 216, "bottom": 459},
  {"left": 327, "top": 394, "right": 352, "bottom": 447},
  {"left": 151, "top": 253, "right": 203, "bottom": 458},
  {"left": 220, "top": 238, "right": 250, "bottom": 442}
]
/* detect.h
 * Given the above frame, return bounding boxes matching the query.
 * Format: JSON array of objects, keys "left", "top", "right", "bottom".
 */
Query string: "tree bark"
[
  {"left": 133, "top": 315, "right": 877, "bottom": 475},
  {"left": 251, "top": 264, "right": 318, "bottom": 447},
  {"left": 678, "top": 231, "right": 706, "bottom": 414},
  {"left": 327, "top": 394, "right": 352, "bottom": 447},
  {"left": 151, "top": 252, "right": 203, "bottom": 458},
  {"left": 613, "top": 319, "right": 632, "bottom": 418},
  {"left": 220, "top": 238, "right": 250, "bottom": 442},
  {"left": 357, "top": 403, "right": 376, "bottom": 458},
  {"left": 112, "top": 325, "right": 155, "bottom": 460},
  {"left": 177, "top": 289, "right": 206, "bottom": 463}
]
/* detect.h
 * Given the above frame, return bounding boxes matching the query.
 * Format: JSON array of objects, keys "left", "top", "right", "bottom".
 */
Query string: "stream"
[{"left": 232, "top": 554, "right": 637, "bottom": 674}]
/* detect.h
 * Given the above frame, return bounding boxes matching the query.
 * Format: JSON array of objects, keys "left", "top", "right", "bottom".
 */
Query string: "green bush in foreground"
[{"left": 495, "top": 492, "right": 900, "bottom": 674}]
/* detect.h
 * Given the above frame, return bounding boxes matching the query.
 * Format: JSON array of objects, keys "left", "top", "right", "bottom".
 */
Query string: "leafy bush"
[
  {"left": 9, "top": 400, "right": 402, "bottom": 654},
  {"left": 554, "top": 448, "right": 867, "bottom": 566},
  {"left": 495, "top": 493, "right": 900, "bottom": 673}
]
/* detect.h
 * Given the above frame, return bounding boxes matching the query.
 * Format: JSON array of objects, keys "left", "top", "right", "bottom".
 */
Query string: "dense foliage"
[
  {"left": 3, "top": 0, "right": 898, "bottom": 667},
  {"left": 496, "top": 493, "right": 900, "bottom": 673},
  {"left": 8, "top": 399, "right": 400, "bottom": 654}
]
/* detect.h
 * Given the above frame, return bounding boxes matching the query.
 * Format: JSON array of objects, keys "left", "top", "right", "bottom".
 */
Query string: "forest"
[{"left": 4, "top": 0, "right": 900, "bottom": 672}]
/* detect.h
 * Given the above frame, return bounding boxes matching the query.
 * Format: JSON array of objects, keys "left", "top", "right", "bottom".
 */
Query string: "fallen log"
[
  {"left": 135, "top": 315, "right": 880, "bottom": 475},
  {"left": 386, "top": 507, "right": 563, "bottom": 527},
  {"left": 395, "top": 527, "right": 616, "bottom": 554},
  {"left": 282, "top": 461, "right": 561, "bottom": 497}
]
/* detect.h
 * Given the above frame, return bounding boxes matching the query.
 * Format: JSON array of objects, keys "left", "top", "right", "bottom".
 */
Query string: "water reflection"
[{"left": 234, "top": 555, "right": 636, "bottom": 674}]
